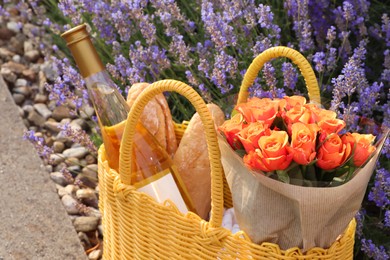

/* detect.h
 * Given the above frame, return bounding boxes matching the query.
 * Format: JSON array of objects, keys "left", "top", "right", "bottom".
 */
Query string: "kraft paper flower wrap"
[{"left": 218, "top": 47, "right": 389, "bottom": 251}]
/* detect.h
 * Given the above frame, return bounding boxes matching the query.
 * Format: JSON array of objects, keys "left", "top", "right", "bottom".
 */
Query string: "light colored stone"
[
  {"left": 44, "top": 120, "right": 61, "bottom": 133},
  {"left": 27, "top": 110, "right": 45, "bottom": 127},
  {"left": 24, "top": 41, "right": 34, "bottom": 53},
  {"left": 40, "top": 61, "right": 57, "bottom": 81},
  {"left": 25, "top": 50, "right": 40, "bottom": 62},
  {"left": 52, "top": 106, "right": 73, "bottom": 121},
  {"left": 53, "top": 141, "right": 65, "bottom": 153},
  {"left": 71, "top": 118, "right": 87, "bottom": 130},
  {"left": 1, "top": 67, "right": 17, "bottom": 82},
  {"left": 12, "top": 54, "right": 21, "bottom": 63},
  {"left": 88, "top": 249, "right": 102, "bottom": 260},
  {"left": 73, "top": 216, "right": 99, "bottom": 233},
  {"left": 61, "top": 194, "right": 79, "bottom": 215},
  {"left": 34, "top": 103, "right": 52, "bottom": 119},
  {"left": 0, "top": 47, "right": 15, "bottom": 59},
  {"left": 49, "top": 153, "right": 66, "bottom": 165},
  {"left": 64, "top": 185, "right": 78, "bottom": 196},
  {"left": 67, "top": 165, "right": 81, "bottom": 172},
  {"left": 22, "top": 68, "right": 37, "bottom": 82},
  {"left": 50, "top": 171, "right": 69, "bottom": 186},
  {"left": 85, "top": 154, "right": 96, "bottom": 165},
  {"left": 7, "top": 21, "right": 21, "bottom": 33},
  {"left": 22, "top": 104, "right": 34, "bottom": 113},
  {"left": 13, "top": 86, "right": 30, "bottom": 96},
  {"left": 57, "top": 186, "right": 68, "bottom": 198},
  {"left": 34, "top": 93, "right": 47, "bottom": 103},
  {"left": 69, "top": 120, "right": 82, "bottom": 131},
  {"left": 15, "top": 78, "right": 28, "bottom": 88},
  {"left": 2, "top": 61, "right": 27, "bottom": 74},
  {"left": 82, "top": 164, "right": 98, "bottom": 176},
  {"left": 80, "top": 105, "right": 95, "bottom": 119},
  {"left": 12, "top": 93, "right": 24, "bottom": 105},
  {"left": 97, "top": 225, "right": 103, "bottom": 236},
  {"left": 63, "top": 147, "right": 89, "bottom": 159},
  {"left": 85, "top": 207, "right": 101, "bottom": 218},
  {"left": 76, "top": 189, "right": 98, "bottom": 208}
]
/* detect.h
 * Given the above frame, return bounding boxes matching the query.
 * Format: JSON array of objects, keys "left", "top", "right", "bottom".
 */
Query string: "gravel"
[{"left": 0, "top": 3, "right": 102, "bottom": 258}]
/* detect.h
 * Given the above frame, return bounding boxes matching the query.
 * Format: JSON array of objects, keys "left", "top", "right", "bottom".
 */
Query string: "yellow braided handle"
[
  {"left": 237, "top": 46, "right": 321, "bottom": 105},
  {"left": 119, "top": 79, "right": 224, "bottom": 228}
]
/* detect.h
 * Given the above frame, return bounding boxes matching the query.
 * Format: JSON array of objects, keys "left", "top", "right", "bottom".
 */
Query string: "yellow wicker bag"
[{"left": 98, "top": 46, "right": 356, "bottom": 259}]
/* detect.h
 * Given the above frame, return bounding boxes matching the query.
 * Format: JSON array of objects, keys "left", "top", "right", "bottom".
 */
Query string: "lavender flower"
[
  {"left": 313, "top": 52, "right": 326, "bottom": 73},
  {"left": 282, "top": 62, "right": 298, "bottom": 90},
  {"left": 58, "top": 123, "right": 97, "bottom": 155},
  {"left": 201, "top": 1, "right": 237, "bottom": 50},
  {"left": 368, "top": 167, "right": 390, "bottom": 208},
  {"left": 331, "top": 41, "right": 368, "bottom": 118},
  {"left": 23, "top": 130, "right": 54, "bottom": 164},
  {"left": 210, "top": 50, "right": 238, "bottom": 94},
  {"left": 361, "top": 239, "right": 390, "bottom": 260},
  {"left": 169, "top": 34, "right": 194, "bottom": 67}
]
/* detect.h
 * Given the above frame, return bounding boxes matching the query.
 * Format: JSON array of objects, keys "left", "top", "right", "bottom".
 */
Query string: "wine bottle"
[{"left": 61, "top": 24, "right": 196, "bottom": 214}]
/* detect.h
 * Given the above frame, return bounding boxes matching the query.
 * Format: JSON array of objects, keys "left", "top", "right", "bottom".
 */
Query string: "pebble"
[
  {"left": 50, "top": 171, "right": 69, "bottom": 186},
  {"left": 85, "top": 207, "right": 101, "bottom": 219},
  {"left": 44, "top": 120, "right": 61, "bottom": 133},
  {"left": 53, "top": 141, "right": 65, "bottom": 153},
  {"left": 73, "top": 216, "right": 99, "bottom": 233},
  {"left": 13, "top": 86, "right": 30, "bottom": 96},
  {"left": 88, "top": 250, "right": 102, "bottom": 260},
  {"left": 75, "top": 174, "right": 97, "bottom": 189},
  {"left": 22, "top": 104, "right": 34, "bottom": 113},
  {"left": 23, "top": 41, "right": 34, "bottom": 53},
  {"left": 67, "top": 165, "right": 81, "bottom": 172},
  {"left": 49, "top": 153, "right": 66, "bottom": 165},
  {"left": 27, "top": 110, "right": 46, "bottom": 127},
  {"left": 63, "top": 147, "right": 89, "bottom": 159},
  {"left": 40, "top": 61, "right": 57, "bottom": 81},
  {"left": 2, "top": 61, "right": 27, "bottom": 74},
  {"left": 25, "top": 50, "right": 40, "bottom": 62},
  {"left": 85, "top": 155, "right": 97, "bottom": 165},
  {"left": 22, "top": 69, "right": 37, "bottom": 82},
  {"left": 0, "top": 47, "right": 15, "bottom": 59},
  {"left": 12, "top": 54, "right": 21, "bottom": 63},
  {"left": 64, "top": 185, "right": 78, "bottom": 196},
  {"left": 12, "top": 93, "right": 24, "bottom": 105},
  {"left": 76, "top": 189, "right": 98, "bottom": 208},
  {"left": 6, "top": 21, "right": 21, "bottom": 33},
  {"left": 34, "top": 103, "right": 52, "bottom": 119},
  {"left": 57, "top": 186, "right": 68, "bottom": 198},
  {"left": 15, "top": 78, "right": 27, "bottom": 88},
  {"left": 34, "top": 93, "right": 47, "bottom": 103},
  {"left": 52, "top": 105, "right": 73, "bottom": 121},
  {"left": 80, "top": 105, "right": 95, "bottom": 119},
  {"left": 61, "top": 194, "right": 80, "bottom": 215},
  {"left": 1, "top": 67, "right": 17, "bottom": 82}
]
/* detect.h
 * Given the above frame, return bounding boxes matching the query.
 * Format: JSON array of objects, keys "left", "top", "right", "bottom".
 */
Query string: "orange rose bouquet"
[
  {"left": 219, "top": 95, "right": 378, "bottom": 187},
  {"left": 213, "top": 46, "right": 390, "bottom": 253},
  {"left": 217, "top": 94, "right": 388, "bottom": 251}
]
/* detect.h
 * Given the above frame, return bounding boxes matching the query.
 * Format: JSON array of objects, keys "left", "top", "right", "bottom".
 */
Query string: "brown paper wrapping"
[{"left": 218, "top": 132, "right": 387, "bottom": 251}]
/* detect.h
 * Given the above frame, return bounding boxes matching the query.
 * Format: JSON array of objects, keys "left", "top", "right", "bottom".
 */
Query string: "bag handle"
[
  {"left": 237, "top": 46, "right": 321, "bottom": 105},
  {"left": 119, "top": 79, "right": 224, "bottom": 228}
]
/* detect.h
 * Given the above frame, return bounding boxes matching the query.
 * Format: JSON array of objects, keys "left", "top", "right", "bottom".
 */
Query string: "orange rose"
[
  {"left": 237, "top": 122, "right": 271, "bottom": 153},
  {"left": 244, "top": 130, "right": 293, "bottom": 172},
  {"left": 218, "top": 113, "right": 247, "bottom": 149},
  {"left": 286, "top": 122, "right": 320, "bottom": 165},
  {"left": 283, "top": 104, "right": 312, "bottom": 133},
  {"left": 316, "top": 133, "right": 352, "bottom": 170},
  {"left": 342, "top": 133, "right": 376, "bottom": 167},
  {"left": 318, "top": 118, "right": 347, "bottom": 142},
  {"left": 280, "top": 95, "right": 307, "bottom": 111},
  {"left": 235, "top": 97, "right": 280, "bottom": 125},
  {"left": 305, "top": 104, "right": 337, "bottom": 123}
]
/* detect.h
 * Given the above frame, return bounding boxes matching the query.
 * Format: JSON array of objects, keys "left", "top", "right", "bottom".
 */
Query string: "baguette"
[
  {"left": 126, "top": 83, "right": 177, "bottom": 156},
  {"left": 173, "top": 104, "right": 225, "bottom": 219}
]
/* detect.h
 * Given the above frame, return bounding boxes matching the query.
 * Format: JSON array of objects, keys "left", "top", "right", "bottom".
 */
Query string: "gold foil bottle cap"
[{"left": 61, "top": 24, "right": 104, "bottom": 78}]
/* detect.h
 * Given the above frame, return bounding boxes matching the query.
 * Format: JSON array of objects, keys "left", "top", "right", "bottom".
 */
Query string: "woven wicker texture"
[
  {"left": 237, "top": 46, "right": 321, "bottom": 105},
  {"left": 98, "top": 76, "right": 356, "bottom": 259}
]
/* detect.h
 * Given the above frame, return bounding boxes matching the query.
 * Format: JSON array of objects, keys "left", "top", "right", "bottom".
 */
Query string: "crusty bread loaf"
[
  {"left": 126, "top": 83, "right": 177, "bottom": 156},
  {"left": 173, "top": 104, "right": 225, "bottom": 219}
]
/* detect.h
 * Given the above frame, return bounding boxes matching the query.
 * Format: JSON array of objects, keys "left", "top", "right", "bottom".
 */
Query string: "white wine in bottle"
[{"left": 61, "top": 24, "right": 196, "bottom": 214}]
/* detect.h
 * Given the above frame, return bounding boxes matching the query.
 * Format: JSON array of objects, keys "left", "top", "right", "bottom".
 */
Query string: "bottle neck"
[{"left": 61, "top": 24, "right": 105, "bottom": 78}]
